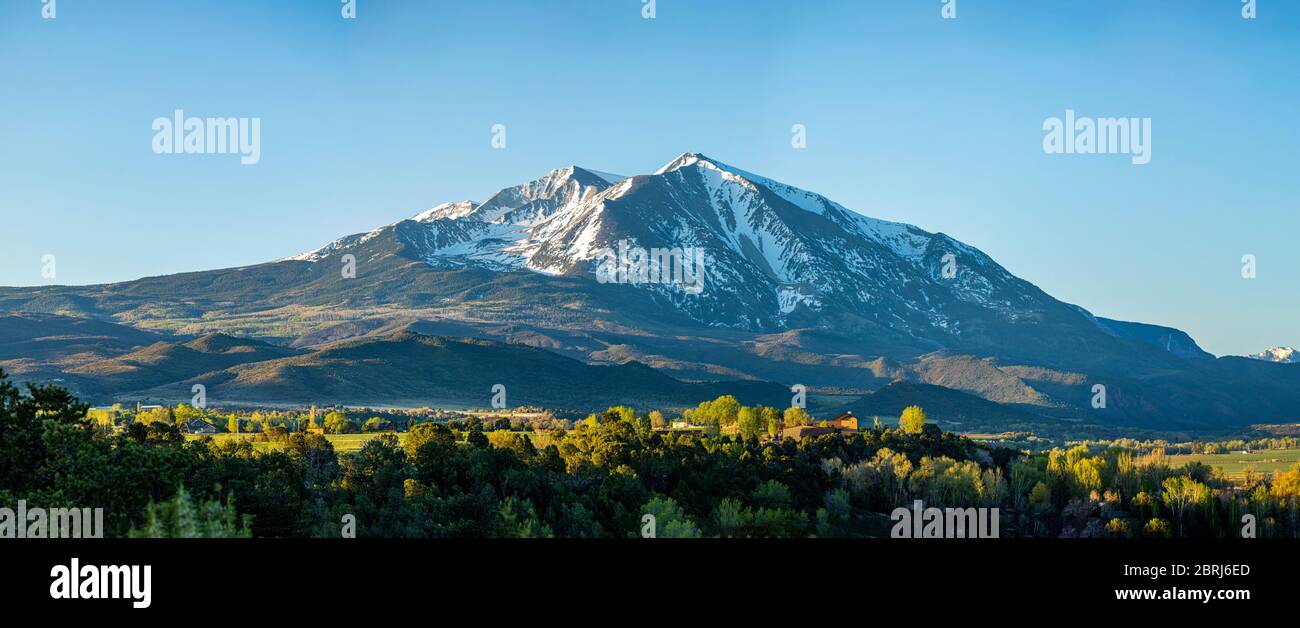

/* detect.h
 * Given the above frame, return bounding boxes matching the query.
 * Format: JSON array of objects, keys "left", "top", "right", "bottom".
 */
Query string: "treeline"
[
  {"left": 1002, "top": 447, "right": 1300, "bottom": 537},
  {"left": 3, "top": 370, "right": 1299, "bottom": 538},
  {"left": 1070, "top": 436, "right": 1300, "bottom": 456},
  {"left": 88, "top": 403, "right": 482, "bottom": 434}
]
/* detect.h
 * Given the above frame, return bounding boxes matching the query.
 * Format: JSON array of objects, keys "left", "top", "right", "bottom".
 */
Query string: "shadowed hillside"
[
  {"left": 69, "top": 333, "right": 301, "bottom": 394},
  {"left": 125, "top": 331, "right": 792, "bottom": 411}
]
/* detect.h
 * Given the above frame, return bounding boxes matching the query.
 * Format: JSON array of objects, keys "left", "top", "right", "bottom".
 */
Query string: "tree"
[
  {"left": 323, "top": 411, "right": 356, "bottom": 434},
  {"left": 1161, "top": 476, "right": 1210, "bottom": 535},
  {"left": 362, "top": 417, "right": 392, "bottom": 432},
  {"left": 602, "top": 406, "right": 635, "bottom": 424},
  {"left": 227, "top": 416, "right": 239, "bottom": 434},
  {"left": 686, "top": 395, "right": 741, "bottom": 427},
  {"left": 404, "top": 421, "right": 455, "bottom": 457},
  {"left": 648, "top": 410, "right": 666, "bottom": 430},
  {"left": 641, "top": 496, "right": 701, "bottom": 538},
  {"left": 1144, "top": 518, "right": 1172, "bottom": 538},
  {"left": 467, "top": 429, "right": 489, "bottom": 448},
  {"left": 1105, "top": 518, "right": 1132, "bottom": 538},
  {"left": 1272, "top": 463, "right": 1300, "bottom": 507},
  {"left": 715, "top": 497, "right": 749, "bottom": 538},
  {"left": 137, "top": 406, "right": 173, "bottom": 426},
  {"left": 782, "top": 407, "right": 811, "bottom": 428},
  {"left": 174, "top": 403, "right": 204, "bottom": 423},
  {"left": 751, "top": 480, "right": 792, "bottom": 509},
  {"left": 498, "top": 496, "right": 554, "bottom": 538},
  {"left": 129, "top": 485, "right": 252, "bottom": 538},
  {"left": 899, "top": 405, "right": 927, "bottom": 434},
  {"left": 1028, "top": 481, "right": 1052, "bottom": 513},
  {"left": 736, "top": 406, "right": 763, "bottom": 440}
]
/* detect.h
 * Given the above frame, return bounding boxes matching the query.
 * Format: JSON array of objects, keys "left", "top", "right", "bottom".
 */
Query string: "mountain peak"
[
  {"left": 572, "top": 166, "right": 626, "bottom": 186},
  {"left": 287, "top": 151, "right": 1064, "bottom": 333},
  {"left": 557, "top": 165, "right": 625, "bottom": 186},
  {"left": 412, "top": 200, "right": 478, "bottom": 223},
  {"left": 654, "top": 151, "right": 718, "bottom": 175},
  {"left": 1248, "top": 346, "right": 1299, "bottom": 363}
]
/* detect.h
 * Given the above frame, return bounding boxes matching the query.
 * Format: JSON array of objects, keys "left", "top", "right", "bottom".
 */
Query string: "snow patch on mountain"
[
  {"left": 287, "top": 151, "right": 1090, "bottom": 334},
  {"left": 1248, "top": 346, "right": 1299, "bottom": 363},
  {"left": 414, "top": 201, "right": 478, "bottom": 223}
]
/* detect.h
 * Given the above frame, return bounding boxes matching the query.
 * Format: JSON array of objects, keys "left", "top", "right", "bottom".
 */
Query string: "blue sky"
[{"left": 0, "top": 0, "right": 1295, "bottom": 357}]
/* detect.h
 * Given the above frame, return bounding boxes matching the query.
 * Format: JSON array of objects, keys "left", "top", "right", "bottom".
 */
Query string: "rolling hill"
[{"left": 128, "top": 330, "right": 791, "bottom": 411}]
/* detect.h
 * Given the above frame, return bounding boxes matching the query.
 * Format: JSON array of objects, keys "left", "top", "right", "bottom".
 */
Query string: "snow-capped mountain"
[
  {"left": 8, "top": 151, "right": 1300, "bottom": 430},
  {"left": 1248, "top": 346, "right": 1300, "bottom": 363},
  {"left": 292, "top": 152, "right": 1082, "bottom": 343}
]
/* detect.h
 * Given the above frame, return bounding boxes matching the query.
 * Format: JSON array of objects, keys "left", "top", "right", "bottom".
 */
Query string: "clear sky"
[{"left": 0, "top": 0, "right": 1296, "bottom": 357}]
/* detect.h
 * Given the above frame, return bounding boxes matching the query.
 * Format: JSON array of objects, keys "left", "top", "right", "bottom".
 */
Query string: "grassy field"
[
  {"left": 186, "top": 432, "right": 396, "bottom": 453},
  {"left": 1167, "top": 449, "right": 1300, "bottom": 480}
]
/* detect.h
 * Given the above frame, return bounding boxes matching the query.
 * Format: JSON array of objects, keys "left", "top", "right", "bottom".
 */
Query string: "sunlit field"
[
  {"left": 186, "top": 433, "right": 394, "bottom": 454},
  {"left": 1167, "top": 449, "right": 1300, "bottom": 481}
]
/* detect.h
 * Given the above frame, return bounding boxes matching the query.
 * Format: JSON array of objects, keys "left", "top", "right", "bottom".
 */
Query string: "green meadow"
[
  {"left": 186, "top": 432, "right": 395, "bottom": 454},
  {"left": 1167, "top": 448, "right": 1300, "bottom": 480}
]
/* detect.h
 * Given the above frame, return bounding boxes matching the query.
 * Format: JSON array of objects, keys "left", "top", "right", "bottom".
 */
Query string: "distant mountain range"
[{"left": 2, "top": 152, "right": 1297, "bottom": 431}]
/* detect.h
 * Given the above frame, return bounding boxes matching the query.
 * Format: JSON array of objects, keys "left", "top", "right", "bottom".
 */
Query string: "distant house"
[
  {"left": 655, "top": 422, "right": 707, "bottom": 435},
  {"left": 781, "top": 425, "right": 840, "bottom": 441},
  {"left": 825, "top": 412, "right": 859, "bottom": 431},
  {"left": 183, "top": 420, "right": 217, "bottom": 434},
  {"left": 781, "top": 412, "right": 859, "bottom": 441}
]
